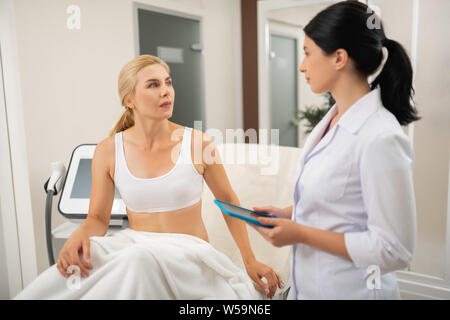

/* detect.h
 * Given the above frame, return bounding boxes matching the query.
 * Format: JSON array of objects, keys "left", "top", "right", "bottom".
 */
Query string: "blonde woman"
[{"left": 15, "top": 55, "right": 281, "bottom": 299}]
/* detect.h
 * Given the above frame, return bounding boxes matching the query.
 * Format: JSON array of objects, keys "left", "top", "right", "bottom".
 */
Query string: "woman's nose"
[
  {"left": 160, "top": 84, "right": 169, "bottom": 97},
  {"left": 299, "top": 59, "right": 306, "bottom": 73}
]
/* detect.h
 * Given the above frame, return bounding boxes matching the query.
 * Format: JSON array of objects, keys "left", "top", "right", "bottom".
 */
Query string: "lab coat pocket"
[
  {"left": 320, "top": 252, "right": 368, "bottom": 299},
  {"left": 321, "top": 160, "right": 353, "bottom": 202}
]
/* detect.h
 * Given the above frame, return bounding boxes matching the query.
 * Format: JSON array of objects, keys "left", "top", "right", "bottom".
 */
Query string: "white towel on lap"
[{"left": 14, "top": 228, "right": 264, "bottom": 300}]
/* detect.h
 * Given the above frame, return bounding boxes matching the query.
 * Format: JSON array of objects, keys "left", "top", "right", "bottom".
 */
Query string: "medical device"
[{"left": 44, "top": 144, "right": 127, "bottom": 265}]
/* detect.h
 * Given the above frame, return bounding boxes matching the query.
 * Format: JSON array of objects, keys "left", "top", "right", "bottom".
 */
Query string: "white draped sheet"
[{"left": 14, "top": 228, "right": 264, "bottom": 300}]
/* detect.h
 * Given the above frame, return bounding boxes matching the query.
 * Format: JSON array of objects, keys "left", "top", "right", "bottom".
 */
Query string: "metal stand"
[
  {"left": 44, "top": 162, "right": 66, "bottom": 266},
  {"left": 44, "top": 189, "right": 56, "bottom": 265}
]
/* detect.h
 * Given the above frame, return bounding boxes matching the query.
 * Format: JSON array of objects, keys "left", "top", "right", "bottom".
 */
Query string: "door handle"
[{"left": 190, "top": 44, "right": 203, "bottom": 53}]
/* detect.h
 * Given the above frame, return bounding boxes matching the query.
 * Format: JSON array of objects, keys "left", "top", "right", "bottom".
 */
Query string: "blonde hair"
[{"left": 109, "top": 55, "right": 170, "bottom": 136}]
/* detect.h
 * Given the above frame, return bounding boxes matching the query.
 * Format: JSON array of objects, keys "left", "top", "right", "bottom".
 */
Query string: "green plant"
[{"left": 296, "top": 92, "right": 335, "bottom": 134}]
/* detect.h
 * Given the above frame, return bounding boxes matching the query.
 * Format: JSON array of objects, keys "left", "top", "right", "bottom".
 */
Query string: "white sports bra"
[{"left": 114, "top": 127, "right": 203, "bottom": 213}]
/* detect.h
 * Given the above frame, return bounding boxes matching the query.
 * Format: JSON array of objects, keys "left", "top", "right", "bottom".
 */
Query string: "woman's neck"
[
  {"left": 130, "top": 119, "right": 173, "bottom": 151},
  {"left": 330, "top": 76, "right": 371, "bottom": 117}
]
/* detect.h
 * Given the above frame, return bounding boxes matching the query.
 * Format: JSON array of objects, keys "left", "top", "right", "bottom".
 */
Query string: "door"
[
  {"left": 0, "top": 43, "right": 21, "bottom": 299},
  {"left": 0, "top": 197, "right": 10, "bottom": 299},
  {"left": 137, "top": 8, "right": 205, "bottom": 129},
  {"left": 269, "top": 34, "right": 298, "bottom": 147}
]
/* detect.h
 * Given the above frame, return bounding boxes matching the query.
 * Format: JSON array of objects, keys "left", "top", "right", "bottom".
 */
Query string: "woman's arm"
[
  {"left": 299, "top": 225, "right": 351, "bottom": 260},
  {"left": 198, "top": 134, "right": 255, "bottom": 263},
  {"left": 213, "top": 193, "right": 256, "bottom": 263},
  {"left": 283, "top": 205, "right": 293, "bottom": 217},
  {"left": 254, "top": 216, "right": 351, "bottom": 260},
  {"left": 197, "top": 131, "right": 281, "bottom": 297},
  {"left": 299, "top": 224, "right": 351, "bottom": 260},
  {"left": 78, "top": 139, "right": 115, "bottom": 237},
  {"left": 343, "top": 132, "right": 416, "bottom": 273},
  {"left": 254, "top": 202, "right": 349, "bottom": 259},
  {"left": 57, "top": 139, "right": 114, "bottom": 277}
]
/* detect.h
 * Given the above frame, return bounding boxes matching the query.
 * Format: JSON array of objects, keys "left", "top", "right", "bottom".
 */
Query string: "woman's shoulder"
[
  {"left": 94, "top": 135, "right": 116, "bottom": 165},
  {"left": 354, "top": 107, "right": 413, "bottom": 164},
  {"left": 359, "top": 106, "right": 407, "bottom": 141},
  {"left": 189, "top": 128, "right": 213, "bottom": 143},
  {"left": 97, "top": 134, "right": 115, "bottom": 151},
  {"left": 359, "top": 113, "right": 413, "bottom": 165}
]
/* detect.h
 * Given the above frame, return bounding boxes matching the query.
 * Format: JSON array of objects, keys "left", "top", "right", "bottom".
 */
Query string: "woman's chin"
[
  {"left": 158, "top": 108, "right": 173, "bottom": 118},
  {"left": 163, "top": 111, "right": 173, "bottom": 119},
  {"left": 141, "top": 112, "right": 173, "bottom": 121},
  {"left": 310, "top": 86, "right": 327, "bottom": 95}
]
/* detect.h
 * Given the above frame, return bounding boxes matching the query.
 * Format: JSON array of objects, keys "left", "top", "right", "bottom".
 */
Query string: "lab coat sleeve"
[{"left": 344, "top": 131, "right": 417, "bottom": 275}]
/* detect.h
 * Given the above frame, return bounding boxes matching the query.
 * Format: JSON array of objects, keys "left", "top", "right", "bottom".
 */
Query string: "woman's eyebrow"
[{"left": 145, "top": 77, "right": 172, "bottom": 82}]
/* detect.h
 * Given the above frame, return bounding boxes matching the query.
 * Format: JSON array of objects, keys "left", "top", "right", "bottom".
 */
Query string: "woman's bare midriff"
[{"left": 126, "top": 200, "right": 209, "bottom": 242}]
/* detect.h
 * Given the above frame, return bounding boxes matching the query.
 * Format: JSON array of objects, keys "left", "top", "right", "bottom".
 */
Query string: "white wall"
[{"left": 13, "top": 0, "right": 243, "bottom": 275}]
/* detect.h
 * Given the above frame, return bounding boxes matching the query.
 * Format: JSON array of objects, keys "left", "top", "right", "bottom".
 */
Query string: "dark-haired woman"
[{"left": 250, "top": 1, "right": 419, "bottom": 299}]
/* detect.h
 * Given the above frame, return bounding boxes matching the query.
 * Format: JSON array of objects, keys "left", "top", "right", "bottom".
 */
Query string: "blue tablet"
[{"left": 214, "top": 199, "right": 275, "bottom": 228}]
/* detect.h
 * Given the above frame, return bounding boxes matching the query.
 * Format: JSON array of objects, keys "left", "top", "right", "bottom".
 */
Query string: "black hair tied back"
[{"left": 304, "top": 0, "right": 420, "bottom": 125}]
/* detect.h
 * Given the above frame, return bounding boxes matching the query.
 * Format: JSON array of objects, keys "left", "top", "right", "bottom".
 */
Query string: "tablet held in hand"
[{"left": 214, "top": 199, "right": 275, "bottom": 228}]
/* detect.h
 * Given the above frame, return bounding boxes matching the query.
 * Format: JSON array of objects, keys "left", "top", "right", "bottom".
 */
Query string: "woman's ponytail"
[
  {"left": 109, "top": 107, "right": 135, "bottom": 137},
  {"left": 370, "top": 38, "right": 420, "bottom": 125}
]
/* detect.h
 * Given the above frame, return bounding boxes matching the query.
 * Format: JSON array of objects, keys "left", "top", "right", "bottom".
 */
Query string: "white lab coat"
[{"left": 288, "top": 88, "right": 416, "bottom": 299}]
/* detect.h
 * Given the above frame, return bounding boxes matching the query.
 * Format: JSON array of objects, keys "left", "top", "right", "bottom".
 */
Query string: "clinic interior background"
[{"left": 1, "top": 0, "right": 449, "bottom": 299}]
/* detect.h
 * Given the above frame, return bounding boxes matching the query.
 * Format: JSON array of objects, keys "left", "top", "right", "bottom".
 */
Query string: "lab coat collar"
[
  {"left": 298, "top": 102, "right": 338, "bottom": 164},
  {"left": 336, "top": 87, "right": 382, "bottom": 135},
  {"left": 298, "top": 88, "right": 382, "bottom": 165}
]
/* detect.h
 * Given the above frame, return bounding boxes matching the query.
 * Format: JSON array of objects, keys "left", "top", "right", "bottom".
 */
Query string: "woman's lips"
[
  {"left": 306, "top": 77, "right": 311, "bottom": 83},
  {"left": 160, "top": 102, "right": 172, "bottom": 108}
]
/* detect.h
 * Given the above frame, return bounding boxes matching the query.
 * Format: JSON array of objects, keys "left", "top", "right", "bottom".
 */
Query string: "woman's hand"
[
  {"left": 244, "top": 258, "right": 282, "bottom": 299},
  {"left": 56, "top": 229, "right": 93, "bottom": 279},
  {"left": 252, "top": 206, "right": 292, "bottom": 219},
  {"left": 249, "top": 217, "right": 304, "bottom": 248}
]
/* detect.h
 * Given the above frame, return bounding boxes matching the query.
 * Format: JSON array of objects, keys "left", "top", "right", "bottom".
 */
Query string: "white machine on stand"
[{"left": 44, "top": 144, "right": 127, "bottom": 265}]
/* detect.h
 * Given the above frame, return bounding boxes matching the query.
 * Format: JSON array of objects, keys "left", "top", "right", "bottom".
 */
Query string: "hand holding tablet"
[{"left": 213, "top": 199, "right": 275, "bottom": 228}]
